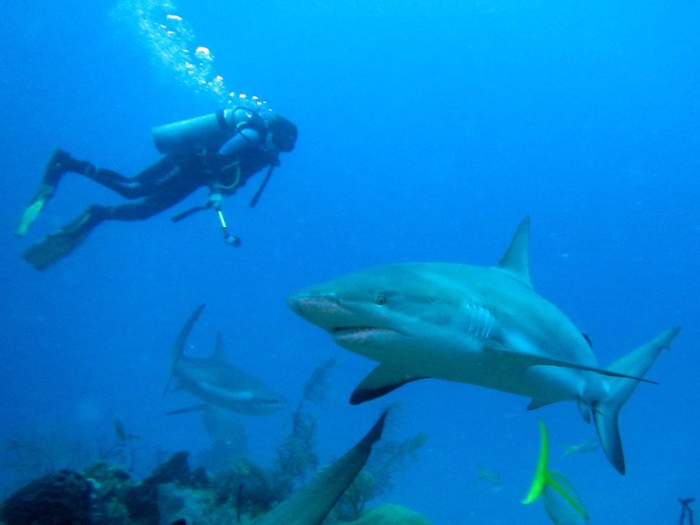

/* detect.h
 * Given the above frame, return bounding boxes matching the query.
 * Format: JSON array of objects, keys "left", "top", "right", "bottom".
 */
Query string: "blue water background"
[{"left": 1, "top": 1, "right": 698, "bottom": 524}]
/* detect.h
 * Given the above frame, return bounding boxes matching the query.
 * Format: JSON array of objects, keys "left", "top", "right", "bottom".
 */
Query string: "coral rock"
[
  {"left": 348, "top": 504, "right": 433, "bottom": 525},
  {"left": 0, "top": 469, "right": 93, "bottom": 525}
]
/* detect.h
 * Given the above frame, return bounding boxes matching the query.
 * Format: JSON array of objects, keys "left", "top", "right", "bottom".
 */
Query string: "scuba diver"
[{"left": 16, "top": 103, "right": 297, "bottom": 270}]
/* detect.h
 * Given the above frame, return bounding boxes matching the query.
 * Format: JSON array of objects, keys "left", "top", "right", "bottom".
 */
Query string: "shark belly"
[
  {"left": 324, "top": 271, "right": 601, "bottom": 406},
  {"left": 340, "top": 326, "right": 589, "bottom": 405}
]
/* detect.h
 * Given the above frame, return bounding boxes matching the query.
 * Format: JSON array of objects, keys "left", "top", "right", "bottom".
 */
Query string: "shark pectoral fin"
[
  {"left": 527, "top": 398, "right": 556, "bottom": 411},
  {"left": 166, "top": 403, "right": 209, "bottom": 415},
  {"left": 350, "top": 363, "right": 428, "bottom": 405}
]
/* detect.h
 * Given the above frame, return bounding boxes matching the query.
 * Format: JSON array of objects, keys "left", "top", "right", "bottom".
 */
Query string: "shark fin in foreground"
[
  {"left": 523, "top": 420, "right": 589, "bottom": 525},
  {"left": 251, "top": 409, "right": 389, "bottom": 525}
]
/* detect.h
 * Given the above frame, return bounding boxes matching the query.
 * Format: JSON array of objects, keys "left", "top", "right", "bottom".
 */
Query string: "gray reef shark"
[
  {"left": 286, "top": 217, "right": 681, "bottom": 474},
  {"left": 165, "top": 304, "right": 288, "bottom": 415}
]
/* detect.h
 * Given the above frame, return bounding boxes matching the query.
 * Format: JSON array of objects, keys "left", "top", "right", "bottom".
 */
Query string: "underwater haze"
[{"left": 1, "top": 1, "right": 699, "bottom": 524}]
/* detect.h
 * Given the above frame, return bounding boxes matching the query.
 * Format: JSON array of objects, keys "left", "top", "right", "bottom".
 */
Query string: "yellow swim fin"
[
  {"left": 15, "top": 185, "right": 55, "bottom": 237},
  {"left": 23, "top": 206, "right": 104, "bottom": 271}
]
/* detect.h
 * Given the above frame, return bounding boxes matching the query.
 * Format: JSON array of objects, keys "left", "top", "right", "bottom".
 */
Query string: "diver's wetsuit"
[
  {"left": 19, "top": 107, "right": 297, "bottom": 270},
  {"left": 82, "top": 144, "right": 277, "bottom": 222}
]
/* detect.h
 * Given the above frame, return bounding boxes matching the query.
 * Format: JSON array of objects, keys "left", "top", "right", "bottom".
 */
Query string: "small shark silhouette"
[
  {"left": 286, "top": 217, "right": 681, "bottom": 474},
  {"left": 562, "top": 437, "right": 599, "bottom": 458},
  {"left": 166, "top": 304, "right": 288, "bottom": 416}
]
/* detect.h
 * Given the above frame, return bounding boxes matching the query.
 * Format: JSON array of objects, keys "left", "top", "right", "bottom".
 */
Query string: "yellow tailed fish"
[{"left": 523, "top": 420, "right": 589, "bottom": 525}]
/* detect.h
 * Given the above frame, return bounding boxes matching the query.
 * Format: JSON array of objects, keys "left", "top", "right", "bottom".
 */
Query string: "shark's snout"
[{"left": 286, "top": 290, "right": 345, "bottom": 326}]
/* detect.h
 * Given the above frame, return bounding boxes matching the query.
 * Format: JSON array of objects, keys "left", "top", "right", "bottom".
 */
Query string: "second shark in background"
[{"left": 165, "top": 304, "right": 288, "bottom": 415}]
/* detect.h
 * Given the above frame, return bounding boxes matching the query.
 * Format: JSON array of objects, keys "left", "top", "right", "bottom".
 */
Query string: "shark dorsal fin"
[
  {"left": 496, "top": 216, "right": 532, "bottom": 288},
  {"left": 165, "top": 304, "right": 206, "bottom": 396},
  {"left": 211, "top": 331, "right": 228, "bottom": 363}
]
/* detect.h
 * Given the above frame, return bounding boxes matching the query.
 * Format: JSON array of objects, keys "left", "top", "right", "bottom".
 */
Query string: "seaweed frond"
[{"left": 270, "top": 359, "right": 336, "bottom": 498}]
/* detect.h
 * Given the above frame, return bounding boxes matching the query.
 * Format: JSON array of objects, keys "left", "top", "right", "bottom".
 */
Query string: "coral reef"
[
  {"left": 333, "top": 431, "right": 428, "bottom": 521},
  {"left": 0, "top": 361, "right": 427, "bottom": 525},
  {"left": 271, "top": 358, "right": 336, "bottom": 498},
  {"left": 0, "top": 469, "right": 93, "bottom": 525},
  {"left": 344, "top": 504, "right": 433, "bottom": 525}
]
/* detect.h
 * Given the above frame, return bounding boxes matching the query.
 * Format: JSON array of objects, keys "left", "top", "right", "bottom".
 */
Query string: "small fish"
[
  {"left": 113, "top": 419, "right": 139, "bottom": 442},
  {"left": 475, "top": 465, "right": 501, "bottom": 487},
  {"left": 562, "top": 438, "right": 599, "bottom": 458},
  {"left": 165, "top": 305, "right": 288, "bottom": 416},
  {"left": 523, "top": 420, "right": 589, "bottom": 525}
]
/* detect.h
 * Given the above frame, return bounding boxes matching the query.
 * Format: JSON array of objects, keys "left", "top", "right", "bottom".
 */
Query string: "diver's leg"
[
  {"left": 18, "top": 154, "right": 180, "bottom": 237},
  {"left": 104, "top": 173, "right": 200, "bottom": 221},
  {"left": 83, "top": 156, "right": 180, "bottom": 199},
  {"left": 22, "top": 171, "right": 200, "bottom": 271},
  {"left": 16, "top": 149, "right": 95, "bottom": 236},
  {"left": 42, "top": 148, "right": 94, "bottom": 186},
  {"left": 22, "top": 199, "right": 159, "bottom": 271}
]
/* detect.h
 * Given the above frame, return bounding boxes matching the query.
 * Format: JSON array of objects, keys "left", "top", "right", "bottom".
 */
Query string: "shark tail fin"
[
  {"left": 593, "top": 327, "right": 681, "bottom": 475},
  {"left": 164, "top": 304, "right": 207, "bottom": 395}
]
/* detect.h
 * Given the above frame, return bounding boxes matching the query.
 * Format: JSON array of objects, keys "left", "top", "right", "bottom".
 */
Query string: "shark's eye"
[{"left": 375, "top": 294, "right": 387, "bottom": 305}]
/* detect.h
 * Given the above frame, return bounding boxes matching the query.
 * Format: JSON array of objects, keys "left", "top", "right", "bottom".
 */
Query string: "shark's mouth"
[{"left": 331, "top": 326, "right": 400, "bottom": 343}]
